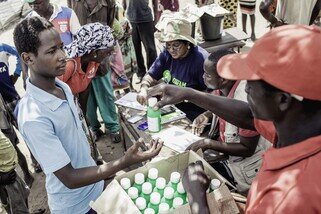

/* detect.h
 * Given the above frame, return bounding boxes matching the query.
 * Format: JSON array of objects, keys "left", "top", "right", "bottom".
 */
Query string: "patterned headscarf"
[{"left": 65, "top": 22, "right": 116, "bottom": 58}]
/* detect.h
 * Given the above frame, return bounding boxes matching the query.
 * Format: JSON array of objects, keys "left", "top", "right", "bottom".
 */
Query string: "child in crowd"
[{"left": 14, "top": 16, "right": 163, "bottom": 213}]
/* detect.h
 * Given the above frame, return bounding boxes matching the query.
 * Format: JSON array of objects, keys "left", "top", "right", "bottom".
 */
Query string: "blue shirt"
[
  {"left": 16, "top": 79, "right": 103, "bottom": 214},
  {"left": 0, "top": 43, "right": 21, "bottom": 102},
  {"left": 149, "top": 46, "right": 208, "bottom": 120}
]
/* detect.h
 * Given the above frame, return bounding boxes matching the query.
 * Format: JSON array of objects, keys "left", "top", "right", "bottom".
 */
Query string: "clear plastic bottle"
[
  {"left": 147, "top": 168, "right": 158, "bottom": 188},
  {"left": 128, "top": 187, "right": 139, "bottom": 202},
  {"left": 133, "top": 173, "right": 145, "bottom": 194},
  {"left": 141, "top": 182, "right": 153, "bottom": 204},
  {"left": 136, "top": 197, "right": 147, "bottom": 213},
  {"left": 161, "top": 187, "right": 174, "bottom": 208},
  {"left": 210, "top": 179, "right": 221, "bottom": 192},
  {"left": 153, "top": 177, "right": 166, "bottom": 198},
  {"left": 158, "top": 202, "right": 170, "bottom": 213},
  {"left": 168, "top": 172, "right": 180, "bottom": 192},
  {"left": 120, "top": 177, "right": 131, "bottom": 193},
  {"left": 147, "top": 97, "right": 161, "bottom": 132},
  {"left": 144, "top": 208, "right": 155, "bottom": 214},
  {"left": 172, "top": 197, "right": 184, "bottom": 210},
  {"left": 174, "top": 182, "right": 187, "bottom": 204},
  {"left": 148, "top": 192, "right": 161, "bottom": 213}
]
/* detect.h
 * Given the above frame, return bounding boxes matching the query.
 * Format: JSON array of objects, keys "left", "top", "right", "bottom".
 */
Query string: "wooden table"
[
  {"left": 118, "top": 105, "right": 228, "bottom": 162},
  {"left": 199, "top": 27, "right": 249, "bottom": 53}
]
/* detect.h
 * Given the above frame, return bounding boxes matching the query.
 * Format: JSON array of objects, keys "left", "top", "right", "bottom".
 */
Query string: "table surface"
[
  {"left": 118, "top": 105, "right": 228, "bottom": 162},
  {"left": 199, "top": 27, "right": 249, "bottom": 52}
]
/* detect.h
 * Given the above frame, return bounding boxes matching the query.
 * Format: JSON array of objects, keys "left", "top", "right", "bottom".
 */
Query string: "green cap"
[{"left": 24, "top": 0, "right": 36, "bottom": 3}]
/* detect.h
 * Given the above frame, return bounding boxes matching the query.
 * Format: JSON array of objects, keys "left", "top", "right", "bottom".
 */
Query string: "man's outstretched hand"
[
  {"left": 124, "top": 138, "right": 163, "bottom": 166},
  {"left": 147, "top": 84, "right": 191, "bottom": 110}
]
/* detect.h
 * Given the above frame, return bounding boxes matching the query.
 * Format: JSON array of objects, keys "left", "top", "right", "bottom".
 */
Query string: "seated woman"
[{"left": 137, "top": 19, "right": 208, "bottom": 121}]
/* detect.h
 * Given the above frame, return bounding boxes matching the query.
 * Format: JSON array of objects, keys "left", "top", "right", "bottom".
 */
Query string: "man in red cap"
[{"left": 149, "top": 25, "right": 321, "bottom": 212}]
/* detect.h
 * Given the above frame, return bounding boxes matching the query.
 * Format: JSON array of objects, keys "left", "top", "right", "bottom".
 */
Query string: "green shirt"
[{"left": 0, "top": 130, "right": 17, "bottom": 172}]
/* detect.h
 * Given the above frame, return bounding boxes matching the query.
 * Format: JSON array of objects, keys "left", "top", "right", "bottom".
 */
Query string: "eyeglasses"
[{"left": 165, "top": 42, "right": 183, "bottom": 52}]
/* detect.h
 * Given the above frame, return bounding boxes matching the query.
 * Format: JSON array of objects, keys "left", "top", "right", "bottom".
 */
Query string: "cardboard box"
[{"left": 90, "top": 151, "right": 239, "bottom": 214}]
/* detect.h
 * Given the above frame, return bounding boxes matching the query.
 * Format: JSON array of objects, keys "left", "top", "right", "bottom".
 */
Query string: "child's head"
[
  {"left": 14, "top": 17, "right": 67, "bottom": 78},
  {"left": 203, "top": 49, "right": 234, "bottom": 90}
]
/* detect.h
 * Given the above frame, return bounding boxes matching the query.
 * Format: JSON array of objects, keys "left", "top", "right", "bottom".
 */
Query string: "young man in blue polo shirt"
[{"left": 13, "top": 16, "right": 163, "bottom": 213}]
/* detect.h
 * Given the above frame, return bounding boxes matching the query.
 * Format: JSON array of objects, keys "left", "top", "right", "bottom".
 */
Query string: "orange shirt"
[
  {"left": 58, "top": 57, "right": 99, "bottom": 94},
  {"left": 246, "top": 134, "right": 321, "bottom": 213}
]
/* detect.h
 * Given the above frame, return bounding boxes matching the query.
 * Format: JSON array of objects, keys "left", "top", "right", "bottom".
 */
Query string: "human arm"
[
  {"left": 182, "top": 161, "right": 210, "bottom": 214},
  {"left": 70, "top": 10, "right": 81, "bottom": 34},
  {"left": 3, "top": 44, "right": 22, "bottom": 84},
  {"left": 186, "top": 135, "right": 260, "bottom": 157},
  {"left": 54, "top": 138, "right": 163, "bottom": 189},
  {"left": 152, "top": 0, "right": 158, "bottom": 23},
  {"left": 192, "top": 111, "right": 213, "bottom": 136},
  {"left": 259, "top": 0, "right": 285, "bottom": 27},
  {"left": 137, "top": 74, "right": 158, "bottom": 105},
  {"left": 148, "top": 84, "right": 255, "bottom": 130}
]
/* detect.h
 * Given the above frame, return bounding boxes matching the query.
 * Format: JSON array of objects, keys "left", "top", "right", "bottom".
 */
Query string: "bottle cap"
[
  {"left": 135, "top": 197, "right": 147, "bottom": 210},
  {"left": 148, "top": 97, "right": 157, "bottom": 107},
  {"left": 135, "top": 173, "right": 145, "bottom": 185},
  {"left": 172, "top": 197, "right": 184, "bottom": 209},
  {"left": 128, "top": 187, "right": 138, "bottom": 199},
  {"left": 148, "top": 168, "right": 159, "bottom": 180},
  {"left": 156, "top": 177, "right": 166, "bottom": 189},
  {"left": 144, "top": 208, "right": 155, "bottom": 214},
  {"left": 158, "top": 202, "right": 170, "bottom": 213},
  {"left": 142, "top": 182, "right": 153, "bottom": 194},
  {"left": 150, "top": 192, "right": 161, "bottom": 205},
  {"left": 120, "top": 178, "right": 131, "bottom": 190},
  {"left": 210, "top": 179, "right": 221, "bottom": 190},
  {"left": 163, "top": 187, "right": 174, "bottom": 199},
  {"left": 170, "top": 172, "right": 181, "bottom": 184},
  {"left": 177, "top": 182, "right": 185, "bottom": 194}
]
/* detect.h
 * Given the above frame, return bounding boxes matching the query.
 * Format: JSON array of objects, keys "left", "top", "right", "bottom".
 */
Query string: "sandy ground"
[{"left": 0, "top": 0, "right": 269, "bottom": 213}]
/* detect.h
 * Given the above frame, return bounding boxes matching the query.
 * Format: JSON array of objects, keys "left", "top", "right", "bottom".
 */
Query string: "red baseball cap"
[{"left": 217, "top": 25, "right": 321, "bottom": 101}]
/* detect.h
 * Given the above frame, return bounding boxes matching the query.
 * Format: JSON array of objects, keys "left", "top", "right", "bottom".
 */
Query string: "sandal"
[{"left": 110, "top": 131, "right": 121, "bottom": 144}]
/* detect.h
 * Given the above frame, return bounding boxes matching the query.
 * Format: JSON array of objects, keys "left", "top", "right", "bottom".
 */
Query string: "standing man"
[
  {"left": 26, "top": 0, "right": 81, "bottom": 45},
  {"left": 71, "top": 0, "right": 122, "bottom": 143},
  {"left": 123, "top": 0, "right": 158, "bottom": 83}
]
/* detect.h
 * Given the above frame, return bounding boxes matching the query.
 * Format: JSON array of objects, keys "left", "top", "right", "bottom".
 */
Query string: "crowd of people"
[{"left": 0, "top": 0, "right": 320, "bottom": 213}]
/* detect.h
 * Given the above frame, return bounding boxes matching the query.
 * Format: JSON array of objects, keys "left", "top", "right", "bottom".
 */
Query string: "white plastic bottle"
[
  {"left": 158, "top": 202, "right": 170, "bottom": 213},
  {"left": 128, "top": 187, "right": 139, "bottom": 202},
  {"left": 172, "top": 197, "right": 184, "bottom": 209},
  {"left": 210, "top": 179, "right": 221, "bottom": 191},
  {"left": 120, "top": 177, "right": 131, "bottom": 193},
  {"left": 147, "top": 168, "right": 159, "bottom": 188},
  {"left": 141, "top": 182, "right": 153, "bottom": 204},
  {"left": 154, "top": 177, "right": 166, "bottom": 198},
  {"left": 133, "top": 173, "right": 145, "bottom": 194},
  {"left": 147, "top": 97, "right": 161, "bottom": 132},
  {"left": 144, "top": 208, "right": 155, "bottom": 214},
  {"left": 161, "top": 186, "right": 174, "bottom": 208},
  {"left": 168, "top": 172, "right": 181, "bottom": 191},
  {"left": 135, "top": 197, "right": 147, "bottom": 212}
]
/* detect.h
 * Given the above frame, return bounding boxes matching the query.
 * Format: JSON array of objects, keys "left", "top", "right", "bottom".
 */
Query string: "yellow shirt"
[{"left": 0, "top": 130, "right": 17, "bottom": 172}]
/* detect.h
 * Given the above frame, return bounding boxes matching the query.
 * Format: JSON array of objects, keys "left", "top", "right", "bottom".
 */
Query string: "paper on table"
[
  {"left": 114, "top": 92, "right": 147, "bottom": 111},
  {"left": 152, "top": 126, "right": 202, "bottom": 153}
]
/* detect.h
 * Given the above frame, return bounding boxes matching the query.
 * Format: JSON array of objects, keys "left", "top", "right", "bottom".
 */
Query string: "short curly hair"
[{"left": 13, "top": 16, "right": 54, "bottom": 56}]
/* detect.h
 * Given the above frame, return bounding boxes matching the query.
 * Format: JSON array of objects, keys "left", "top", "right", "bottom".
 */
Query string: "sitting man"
[
  {"left": 13, "top": 16, "right": 163, "bottom": 213},
  {"left": 188, "top": 50, "right": 270, "bottom": 195}
]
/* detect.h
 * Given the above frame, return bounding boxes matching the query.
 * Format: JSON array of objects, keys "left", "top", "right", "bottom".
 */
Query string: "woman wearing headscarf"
[
  {"left": 137, "top": 19, "right": 208, "bottom": 121},
  {"left": 58, "top": 22, "right": 115, "bottom": 161}
]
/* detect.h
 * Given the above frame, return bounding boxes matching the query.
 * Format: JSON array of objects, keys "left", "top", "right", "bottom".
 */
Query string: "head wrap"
[{"left": 65, "top": 22, "right": 116, "bottom": 58}]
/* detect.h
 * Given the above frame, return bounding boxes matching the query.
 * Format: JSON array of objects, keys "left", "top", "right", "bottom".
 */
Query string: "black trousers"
[{"left": 130, "top": 21, "right": 157, "bottom": 78}]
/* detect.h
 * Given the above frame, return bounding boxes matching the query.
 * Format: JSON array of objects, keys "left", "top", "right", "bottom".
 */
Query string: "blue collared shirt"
[{"left": 16, "top": 78, "right": 103, "bottom": 213}]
